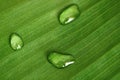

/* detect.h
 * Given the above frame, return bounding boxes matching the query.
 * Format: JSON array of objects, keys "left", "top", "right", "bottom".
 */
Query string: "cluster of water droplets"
[{"left": 9, "top": 4, "right": 80, "bottom": 68}]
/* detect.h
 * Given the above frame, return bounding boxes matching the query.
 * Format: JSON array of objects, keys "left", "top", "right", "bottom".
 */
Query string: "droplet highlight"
[
  {"left": 47, "top": 52, "right": 75, "bottom": 68},
  {"left": 59, "top": 4, "right": 80, "bottom": 25},
  {"left": 9, "top": 33, "right": 24, "bottom": 50}
]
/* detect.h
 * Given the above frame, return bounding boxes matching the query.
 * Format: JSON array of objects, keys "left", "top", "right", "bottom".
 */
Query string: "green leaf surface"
[{"left": 0, "top": 0, "right": 120, "bottom": 80}]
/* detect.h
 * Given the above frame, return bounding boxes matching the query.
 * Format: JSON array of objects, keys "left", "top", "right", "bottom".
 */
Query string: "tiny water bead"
[
  {"left": 59, "top": 4, "right": 80, "bottom": 25},
  {"left": 47, "top": 52, "right": 75, "bottom": 68},
  {"left": 9, "top": 33, "right": 24, "bottom": 50}
]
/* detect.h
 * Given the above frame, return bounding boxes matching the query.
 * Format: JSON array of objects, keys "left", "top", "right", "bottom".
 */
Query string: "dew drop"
[
  {"left": 9, "top": 33, "right": 24, "bottom": 50},
  {"left": 59, "top": 4, "right": 80, "bottom": 25},
  {"left": 47, "top": 52, "right": 75, "bottom": 68}
]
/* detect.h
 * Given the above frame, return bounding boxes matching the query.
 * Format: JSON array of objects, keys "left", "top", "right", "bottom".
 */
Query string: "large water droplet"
[
  {"left": 9, "top": 33, "right": 24, "bottom": 50},
  {"left": 59, "top": 4, "right": 80, "bottom": 25},
  {"left": 47, "top": 52, "right": 75, "bottom": 68}
]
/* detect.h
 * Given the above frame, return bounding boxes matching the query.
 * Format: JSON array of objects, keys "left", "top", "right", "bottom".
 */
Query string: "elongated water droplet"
[
  {"left": 9, "top": 33, "right": 24, "bottom": 50},
  {"left": 47, "top": 52, "right": 75, "bottom": 68},
  {"left": 59, "top": 4, "right": 80, "bottom": 25}
]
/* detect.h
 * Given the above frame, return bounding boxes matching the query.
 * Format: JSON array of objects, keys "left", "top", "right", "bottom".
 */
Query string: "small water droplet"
[
  {"left": 9, "top": 33, "right": 24, "bottom": 50},
  {"left": 59, "top": 4, "right": 80, "bottom": 25},
  {"left": 47, "top": 52, "right": 75, "bottom": 68}
]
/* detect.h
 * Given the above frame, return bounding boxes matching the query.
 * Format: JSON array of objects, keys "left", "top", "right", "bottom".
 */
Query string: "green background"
[{"left": 0, "top": 0, "right": 120, "bottom": 80}]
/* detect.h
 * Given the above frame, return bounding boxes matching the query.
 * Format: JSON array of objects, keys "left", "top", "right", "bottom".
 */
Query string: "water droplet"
[
  {"left": 47, "top": 52, "right": 75, "bottom": 68},
  {"left": 9, "top": 33, "right": 24, "bottom": 50},
  {"left": 59, "top": 4, "right": 80, "bottom": 25}
]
